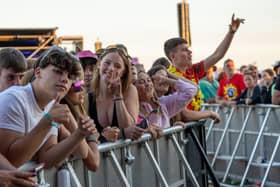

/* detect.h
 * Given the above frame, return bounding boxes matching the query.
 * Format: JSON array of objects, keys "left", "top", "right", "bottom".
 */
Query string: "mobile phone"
[
  {"left": 137, "top": 118, "right": 148, "bottom": 129},
  {"left": 33, "top": 163, "right": 44, "bottom": 173},
  {"left": 18, "top": 162, "right": 45, "bottom": 173}
]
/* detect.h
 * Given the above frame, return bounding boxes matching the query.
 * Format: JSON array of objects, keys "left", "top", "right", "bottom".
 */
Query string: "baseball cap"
[{"left": 77, "top": 50, "right": 97, "bottom": 61}]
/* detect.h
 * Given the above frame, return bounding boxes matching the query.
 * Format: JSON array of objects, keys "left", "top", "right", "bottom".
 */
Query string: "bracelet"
[
  {"left": 50, "top": 122, "right": 61, "bottom": 128},
  {"left": 43, "top": 113, "right": 61, "bottom": 128},
  {"left": 86, "top": 134, "right": 98, "bottom": 143},
  {"left": 44, "top": 113, "right": 52, "bottom": 121},
  {"left": 119, "top": 128, "right": 126, "bottom": 139},
  {"left": 113, "top": 97, "right": 123, "bottom": 101}
]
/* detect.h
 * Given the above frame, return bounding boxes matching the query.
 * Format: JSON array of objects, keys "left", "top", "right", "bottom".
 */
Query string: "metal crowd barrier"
[
  {"left": 203, "top": 104, "right": 280, "bottom": 187},
  {"left": 38, "top": 121, "right": 219, "bottom": 187}
]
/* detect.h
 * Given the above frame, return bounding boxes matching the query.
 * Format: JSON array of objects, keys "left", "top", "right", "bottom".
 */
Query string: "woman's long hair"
[{"left": 91, "top": 47, "right": 131, "bottom": 97}]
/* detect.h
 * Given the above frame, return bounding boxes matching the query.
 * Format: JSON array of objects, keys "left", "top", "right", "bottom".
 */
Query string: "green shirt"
[{"left": 199, "top": 78, "right": 219, "bottom": 101}]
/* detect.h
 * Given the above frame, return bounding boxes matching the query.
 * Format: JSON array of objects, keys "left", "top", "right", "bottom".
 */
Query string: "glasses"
[
  {"left": 101, "top": 44, "right": 131, "bottom": 59},
  {"left": 72, "top": 80, "right": 85, "bottom": 92}
]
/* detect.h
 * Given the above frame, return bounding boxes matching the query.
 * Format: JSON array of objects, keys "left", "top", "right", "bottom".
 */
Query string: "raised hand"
[
  {"left": 108, "top": 71, "right": 122, "bottom": 98},
  {"left": 229, "top": 13, "right": 245, "bottom": 33},
  {"left": 48, "top": 95, "right": 71, "bottom": 125},
  {"left": 151, "top": 74, "right": 166, "bottom": 84}
]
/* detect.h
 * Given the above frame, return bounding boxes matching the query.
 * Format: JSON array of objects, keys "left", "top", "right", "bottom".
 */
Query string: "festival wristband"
[
  {"left": 113, "top": 97, "right": 123, "bottom": 101},
  {"left": 86, "top": 134, "right": 98, "bottom": 143},
  {"left": 44, "top": 113, "right": 52, "bottom": 121},
  {"left": 44, "top": 113, "right": 61, "bottom": 128},
  {"left": 50, "top": 122, "right": 61, "bottom": 128}
]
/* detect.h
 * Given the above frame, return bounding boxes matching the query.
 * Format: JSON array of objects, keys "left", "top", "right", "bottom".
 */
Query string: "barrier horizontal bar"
[
  {"left": 202, "top": 103, "right": 280, "bottom": 109},
  {"left": 98, "top": 121, "right": 206, "bottom": 153},
  {"left": 209, "top": 128, "right": 280, "bottom": 137}
]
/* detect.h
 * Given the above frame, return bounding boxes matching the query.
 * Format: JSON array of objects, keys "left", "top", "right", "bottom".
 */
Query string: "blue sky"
[{"left": 1, "top": 0, "right": 279, "bottom": 70}]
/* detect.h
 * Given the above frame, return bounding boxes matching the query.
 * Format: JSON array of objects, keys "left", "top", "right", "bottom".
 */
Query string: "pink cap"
[{"left": 77, "top": 50, "right": 97, "bottom": 60}]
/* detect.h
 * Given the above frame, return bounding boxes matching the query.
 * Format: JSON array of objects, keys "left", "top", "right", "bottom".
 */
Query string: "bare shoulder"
[{"left": 126, "top": 84, "right": 138, "bottom": 97}]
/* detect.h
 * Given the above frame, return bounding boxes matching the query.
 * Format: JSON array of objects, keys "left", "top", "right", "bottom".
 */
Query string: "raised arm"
[
  {"left": 204, "top": 14, "right": 245, "bottom": 70},
  {"left": 114, "top": 84, "right": 139, "bottom": 128},
  {"left": 159, "top": 79, "right": 198, "bottom": 118},
  {"left": 167, "top": 71, "right": 199, "bottom": 89}
]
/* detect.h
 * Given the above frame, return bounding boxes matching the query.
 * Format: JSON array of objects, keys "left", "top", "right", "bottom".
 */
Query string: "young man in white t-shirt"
[{"left": 0, "top": 46, "right": 95, "bottom": 168}]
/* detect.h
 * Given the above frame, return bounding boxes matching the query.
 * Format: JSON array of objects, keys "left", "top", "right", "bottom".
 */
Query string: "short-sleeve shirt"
[
  {"left": 168, "top": 61, "right": 205, "bottom": 111},
  {"left": 199, "top": 78, "right": 219, "bottom": 101},
  {"left": 217, "top": 73, "right": 246, "bottom": 101},
  {"left": 0, "top": 84, "right": 57, "bottom": 150}
]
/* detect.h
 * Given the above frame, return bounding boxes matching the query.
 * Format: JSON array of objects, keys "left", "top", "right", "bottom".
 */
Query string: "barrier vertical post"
[
  {"left": 222, "top": 107, "right": 252, "bottom": 182},
  {"left": 240, "top": 108, "right": 271, "bottom": 186}
]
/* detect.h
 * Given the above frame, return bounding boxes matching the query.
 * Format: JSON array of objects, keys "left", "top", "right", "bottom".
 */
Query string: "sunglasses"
[
  {"left": 101, "top": 44, "right": 131, "bottom": 59},
  {"left": 72, "top": 80, "right": 85, "bottom": 92},
  {"left": 37, "top": 46, "right": 79, "bottom": 67}
]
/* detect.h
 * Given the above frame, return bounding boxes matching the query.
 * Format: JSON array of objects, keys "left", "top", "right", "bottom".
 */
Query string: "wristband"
[
  {"left": 44, "top": 113, "right": 60, "bottom": 128},
  {"left": 113, "top": 97, "right": 123, "bottom": 101},
  {"left": 120, "top": 128, "right": 126, "bottom": 139},
  {"left": 86, "top": 134, "right": 98, "bottom": 143},
  {"left": 44, "top": 113, "right": 52, "bottom": 121},
  {"left": 51, "top": 122, "right": 61, "bottom": 128}
]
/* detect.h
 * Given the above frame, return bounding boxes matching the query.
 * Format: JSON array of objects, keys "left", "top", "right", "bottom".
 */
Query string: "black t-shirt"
[{"left": 275, "top": 75, "right": 280, "bottom": 91}]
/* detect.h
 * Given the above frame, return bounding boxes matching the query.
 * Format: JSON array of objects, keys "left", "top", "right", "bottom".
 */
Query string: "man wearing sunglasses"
[{"left": 0, "top": 46, "right": 95, "bottom": 168}]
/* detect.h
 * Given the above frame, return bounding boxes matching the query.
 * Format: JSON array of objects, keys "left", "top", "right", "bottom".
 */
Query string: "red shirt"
[
  {"left": 217, "top": 73, "right": 246, "bottom": 101},
  {"left": 185, "top": 61, "right": 206, "bottom": 83}
]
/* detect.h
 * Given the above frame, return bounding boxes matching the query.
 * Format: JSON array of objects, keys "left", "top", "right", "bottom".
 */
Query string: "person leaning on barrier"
[
  {"left": 0, "top": 46, "right": 96, "bottom": 168},
  {"left": 233, "top": 70, "right": 262, "bottom": 105},
  {"left": 270, "top": 60, "right": 280, "bottom": 96},
  {"left": 261, "top": 68, "right": 275, "bottom": 104},
  {"left": 0, "top": 48, "right": 38, "bottom": 186},
  {"left": 87, "top": 45, "right": 139, "bottom": 143},
  {"left": 134, "top": 69, "right": 198, "bottom": 129},
  {"left": 60, "top": 66, "right": 100, "bottom": 171},
  {"left": 147, "top": 65, "right": 220, "bottom": 125},
  {"left": 216, "top": 59, "right": 246, "bottom": 106},
  {"left": 0, "top": 47, "right": 27, "bottom": 92},
  {"left": 0, "top": 154, "right": 36, "bottom": 187},
  {"left": 199, "top": 66, "right": 219, "bottom": 103}
]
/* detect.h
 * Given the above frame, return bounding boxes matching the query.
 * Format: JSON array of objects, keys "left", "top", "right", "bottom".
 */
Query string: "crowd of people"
[
  {"left": 0, "top": 14, "right": 278, "bottom": 186},
  {"left": 200, "top": 58, "right": 280, "bottom": 106}
]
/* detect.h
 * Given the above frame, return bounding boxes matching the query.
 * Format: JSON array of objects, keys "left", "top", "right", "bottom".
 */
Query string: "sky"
[{"left": 1, "top": 0, "right": 279, "bottom": 70}]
